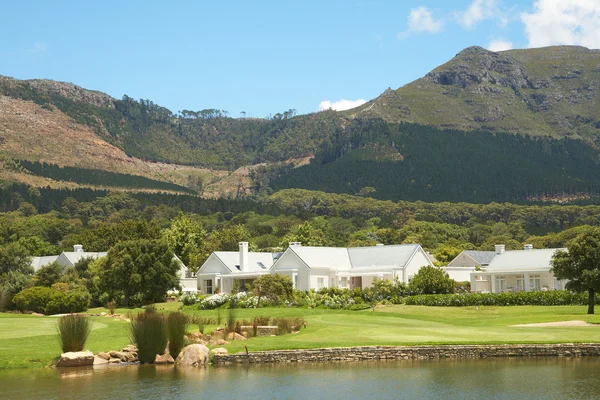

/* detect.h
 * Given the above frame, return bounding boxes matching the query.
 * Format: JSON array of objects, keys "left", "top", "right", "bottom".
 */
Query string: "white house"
[
  {"left": 30, "top": 245, "right": 107, "bottom": 271},
  {"left": 270, "top": 243, "right": 434, "bottom": 291},
  {"left": 196, "top": 242, "right": 278, "bottom": 294},
  {"left": 443, "top": 249, "right": 497, "bottom": 283},
  {"left": 470, "top": 244, "right": 568, "bottom": 293},
  {"left": 32, "top": 245, "right": 197, "bottom": 293}
]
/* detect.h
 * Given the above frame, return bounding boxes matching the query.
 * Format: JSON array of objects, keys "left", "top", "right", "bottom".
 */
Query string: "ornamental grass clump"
[
  {"left": 167, "top": 311, "right": 188, "bottom": 358},
  {"left": 130, "top": 309, "right": 167, "bottom": 363},
  {"left": 57, "top": 314, "right": 92, "bottom": 353}
]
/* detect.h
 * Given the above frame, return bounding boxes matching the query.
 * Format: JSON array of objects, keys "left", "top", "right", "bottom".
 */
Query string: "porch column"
[
  {"left": 470, "top": 274, "right": 476, "bottom": 293},
  {"left": 490, "top": 274, "right": 496, "bottom": 293},
  {"left": 524, "top": 273, "right": 530, "bottom": 292}
]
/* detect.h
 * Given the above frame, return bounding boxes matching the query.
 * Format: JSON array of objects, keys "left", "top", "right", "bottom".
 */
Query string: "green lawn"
[{"left": 1, "top": 305, "right": 600, "bottom": 369}]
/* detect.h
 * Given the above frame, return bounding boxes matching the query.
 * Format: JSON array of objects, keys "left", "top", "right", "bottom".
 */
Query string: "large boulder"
[
  {"left": 226, "top": 332, "right": 247, "bottom": 341},
  {"left": 176, "top": 344, "right": 209, "bottom": 367},
  {"left": 96, "top": 352, "right": 110, "bottom": 361},
  {"left": 56, "top": 351, "right": 94, "bottom": 367},
  {"left": 93, "top": 356, "right": 109, "bottom": 365}
]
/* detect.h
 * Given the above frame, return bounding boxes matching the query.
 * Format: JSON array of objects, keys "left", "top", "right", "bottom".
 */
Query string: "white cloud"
[
  {"left": 26, "top": 42, "right": 47, "bottom": 54},
  {"left": 408, "top": 7, "right": 444, "bottom": 33},
  {"left": 457, "top": 0, "right": 498, "bottom": 28},
  {"left": 318, "top": 99, "right": 367, "bottom": 112},
  {"left": 521, "top": 0, "right": 600, "bottom": 48},
  {"left": 488, "top": 38, "right": 514, "bottom": 51},
  {"left": 397, "top": 7, "right": 444, "bottom": 40}
]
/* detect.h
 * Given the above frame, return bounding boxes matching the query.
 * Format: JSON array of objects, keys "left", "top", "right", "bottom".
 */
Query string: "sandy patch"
[{"left": 512, "top": 320, "right": 597, "bottom": 327}]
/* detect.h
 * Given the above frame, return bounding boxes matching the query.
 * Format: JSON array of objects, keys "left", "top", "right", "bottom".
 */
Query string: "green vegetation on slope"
[
  {"left": 17, "top": 160, "right": 196, "bottom": 194},
  {"left": 271, "top": 123, "right": 600, "bottom": 203}
]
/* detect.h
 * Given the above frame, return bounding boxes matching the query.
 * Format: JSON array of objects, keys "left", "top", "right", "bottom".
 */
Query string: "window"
[
  {"left": 516, "top": 275, "right": 525, "bottom": 291},
  {"left": 339, "top": 277, "right": 348, "bottom": 289},
  {"left": 317, "top": 277, "right": 324, "bottom": 289},
  {"left": 495, "top": 276, "right": 506, "bottom": 292},
  {"left": 529, "top": 275, "right": 541, "bottom": 291},
  {"left": 294, "top": 274, "right": 298, "bottom": 289},
  {"left": 205, "top": 279, "right": 213, "bottom": 295}
]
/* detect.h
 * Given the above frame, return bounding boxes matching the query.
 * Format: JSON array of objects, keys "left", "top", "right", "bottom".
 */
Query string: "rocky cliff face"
[
  {"left": 352, "top": 45, "right": 600, "bottom": 140},
  {"left": 0, "top": 75, "right": 114, "bottom": 108}
]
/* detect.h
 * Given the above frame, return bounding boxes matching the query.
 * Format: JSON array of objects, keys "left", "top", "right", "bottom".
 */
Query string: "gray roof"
[
  {"left": 30, "top": 256, "right": 59, "bottom": 272},
  {"left": 463, "top": 251, "right": 497, "bottom": 265},
  {"left": 485, "top": 248, "right": 564, "bottom": 272},
  {"left": 214, "top": 251, "right": 277, "bottom": 273},
  {"left": 286, "top": 244, "right": 425, "bottom": 271},
  {"left": 289, "top": 247, "right": 352, "bottom": 270},
  {"left": 348, "top": 244, "right": 421, "bottom": 270},
  {"left": 59, "top": 252, "right": 107, "bottom": 267}
]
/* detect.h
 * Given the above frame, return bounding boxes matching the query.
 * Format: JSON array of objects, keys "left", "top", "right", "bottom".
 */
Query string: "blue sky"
[{"left": 1, "top": 0, "right": 598, "bottom": 117}]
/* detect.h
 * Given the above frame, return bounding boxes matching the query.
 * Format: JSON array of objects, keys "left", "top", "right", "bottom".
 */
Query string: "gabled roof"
[
  {"left": 348, "top": 244, "right": 422, "bottom": 270},
  {"left": 485, "top": 248, "right": 564, "bottom": 272},
  {"left": 288, "top": 246, "right": 352, "bottom": 270},
  {"left": 213, "top": 251, "right": 276, "bottom": 273},
  {"left": 281, "top": 244, "right": 427, "bottom": 272},
  {"left": 59, "top": 251, "right": 107, "bottom": 267},
  {"left": 462, "top": 250, "right": 496, "bottom": 265},
  {"left": 31, "top": 256, "right": 59, "bottom": 272}
]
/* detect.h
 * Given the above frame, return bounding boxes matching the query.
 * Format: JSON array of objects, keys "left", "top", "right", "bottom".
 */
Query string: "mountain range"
[{"left": 1, "top": 45, "right": 600, "bottom": 203}]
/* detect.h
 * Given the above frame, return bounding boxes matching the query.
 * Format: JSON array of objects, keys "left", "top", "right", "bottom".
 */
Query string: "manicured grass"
[
  {"left": 2, "top": 305, "right": 600, "bottom": 369},
  {"left": 0, "top": 314, "right": 131, "bottom": 369},
  {"left": 186, "top": 305, "right": 600, "bottom": 355}
]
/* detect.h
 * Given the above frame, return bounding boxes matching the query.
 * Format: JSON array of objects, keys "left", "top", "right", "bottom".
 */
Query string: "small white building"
[
  {"left": 30, "top": 245, "right": 107, "bottom": 271},
  {"left": 470, "top": 244, "right": 568, "bottom": 293},
  {"left": 443, "top": 249, "right": 498, "bottom": 283},
  {"left": 32, "top": 245, "right": 198, "bottom": 293},
  {"left": 196, "top": 242, "right": 278, "bottom": 294},
  {"left": 270, "top": 243, "right": 434, "bottom": 291}
]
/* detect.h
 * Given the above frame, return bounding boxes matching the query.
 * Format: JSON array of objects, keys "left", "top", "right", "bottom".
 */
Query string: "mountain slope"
[{"left": 349, "top": 46, "right": 600, "bottom": 140}]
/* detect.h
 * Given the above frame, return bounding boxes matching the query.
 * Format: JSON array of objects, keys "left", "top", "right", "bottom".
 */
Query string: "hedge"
[
  {"left": 403, "top": 291, "right": 600, "bottom": 307},
  {"left": 13, "top": 286, "right": 91, "bottom": 314}
]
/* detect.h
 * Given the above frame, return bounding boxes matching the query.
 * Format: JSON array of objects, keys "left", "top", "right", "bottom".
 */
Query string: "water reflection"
[{"left": 2, "top": 358, "right": 600, "bottom": 400}]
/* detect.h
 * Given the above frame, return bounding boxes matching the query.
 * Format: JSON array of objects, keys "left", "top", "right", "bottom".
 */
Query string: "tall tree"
[
  {"left": 96, "top": 239, "right": 179, "bottom": 306},
  {"left": 551, "top": 227, "right": 600, "bottom": 314}
]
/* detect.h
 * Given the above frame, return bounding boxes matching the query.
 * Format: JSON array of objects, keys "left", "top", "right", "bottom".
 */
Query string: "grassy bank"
[{"left": 1, "top": 305, "right": 600, "bottom": 369}]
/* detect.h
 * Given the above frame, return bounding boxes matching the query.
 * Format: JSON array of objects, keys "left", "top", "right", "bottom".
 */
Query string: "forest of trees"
[
  {"left": 272, "top": 123, "right": 600, "bottom": 203},
  {"left": 18, "top": 161, "right": 196, "bottom": 194}
]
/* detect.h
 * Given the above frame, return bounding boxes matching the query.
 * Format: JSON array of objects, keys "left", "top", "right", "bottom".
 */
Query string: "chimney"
[
  {"left": 289, "top": 242, "right": 302, "bottom": 247},
  {"left": 239, "top": 242, "right": 249, "bottom": 272},
  {"left": 524, "top": 244, "right": 533, "bottom": 250},
  {"left": 495, "top": 244, "right": 505, "bottom": 255},
  {"left": 73, "top": 244, "right": 83, "bottom": 253}
]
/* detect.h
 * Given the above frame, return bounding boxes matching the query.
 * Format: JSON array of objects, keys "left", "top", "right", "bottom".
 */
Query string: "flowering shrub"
[
  {"left": 198, "top": 293, "right": 230, "bottom": 309},
  {"left": 180, "top": 292, "right": 198, "bottom": 306},
  {"left": 403, "top": 291, "right": 600, "bottom": 307},
  {"left": 197, "top": 292, "right": 260, "bottom": 309}
]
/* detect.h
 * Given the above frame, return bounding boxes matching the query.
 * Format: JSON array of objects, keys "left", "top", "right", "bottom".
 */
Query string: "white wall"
[
  {"left": 179, "top": 278, "right": 198, "bottom": 292},
  {"left": 271, "top": 250, "right": 311, "bottom": 291},
  {"left": 404, "top": 249, "right": 435, "bottom": 283},
  {"left": 443, "top": 267, "right": 476, "bottom": 282}
]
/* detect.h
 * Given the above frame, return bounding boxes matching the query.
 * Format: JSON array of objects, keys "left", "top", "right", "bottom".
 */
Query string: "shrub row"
[
  {"left": 12, "top": 286, "right": 90, "bottom": 315},
  {"left": 403, "top": 291, "right": 600, "bottom": 307}
]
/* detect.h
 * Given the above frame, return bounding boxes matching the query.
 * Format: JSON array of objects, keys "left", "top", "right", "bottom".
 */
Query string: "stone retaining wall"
[{"left": 212, "top": 344, "right": 600, "bottom": 365}]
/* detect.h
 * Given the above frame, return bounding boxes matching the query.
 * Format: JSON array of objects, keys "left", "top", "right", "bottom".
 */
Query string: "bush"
[
  {"left": 13, "top": 286, "right": 91, "bottom": 315},
  {"left": 57, "top": 315, "right": 91, "bottom": 353},
  {"left": 403, "top": 290, "right": 600, "bottom": 307},
  {"left": 409, "top": 266, "right": 454, "bottom": 295},
  {"left": 166, "top": 312, "right": 188, "bottom": 358},
  {"left": 130, "top": 309, "right": 167, "bottom": 363},
  {"left": 180, "top": 292, "right": 198, "bottom": 306}
]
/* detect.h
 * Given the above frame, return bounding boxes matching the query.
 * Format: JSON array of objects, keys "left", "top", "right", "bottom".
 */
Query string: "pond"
[{"left": 2, "top": 358, "right": 600, "bottom": 399}]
